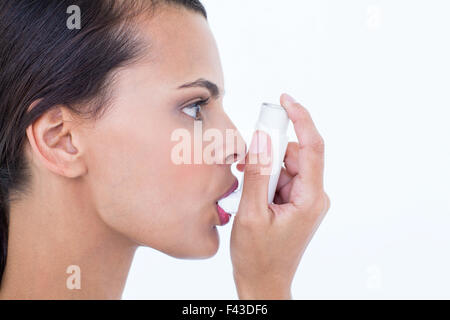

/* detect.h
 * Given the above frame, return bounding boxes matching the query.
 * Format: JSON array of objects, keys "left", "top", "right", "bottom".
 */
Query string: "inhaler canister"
[{"left": 217, "top": 103, "right": 290, "bottom": 214}]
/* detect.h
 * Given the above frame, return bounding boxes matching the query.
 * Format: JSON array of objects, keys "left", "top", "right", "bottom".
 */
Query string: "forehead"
[{"left": 136, "top": 5, "right": 224, "bottom": 89}]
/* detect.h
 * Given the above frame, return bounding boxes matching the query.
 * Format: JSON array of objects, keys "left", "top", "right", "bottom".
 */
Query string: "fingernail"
[
  {"left": 283, "top": 93, "right": 296, "bottom": 105},
  {"left": 249, "top": 131, "right": 268, "bottom": 155}
]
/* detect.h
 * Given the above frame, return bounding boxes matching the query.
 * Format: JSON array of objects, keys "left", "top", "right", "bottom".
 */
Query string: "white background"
[{"left": 123, "top": 0, "right": 450, "bottom": 299}]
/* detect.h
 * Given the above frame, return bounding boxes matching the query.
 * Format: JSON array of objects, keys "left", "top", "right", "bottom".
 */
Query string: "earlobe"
[{"left": 25, "top": 105, "right": 86, "bottom": 178}]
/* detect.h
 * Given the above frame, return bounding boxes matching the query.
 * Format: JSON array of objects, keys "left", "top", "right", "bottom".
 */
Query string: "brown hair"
[{"left": 0, "top": 0, "right": 207, "bottom": 286}]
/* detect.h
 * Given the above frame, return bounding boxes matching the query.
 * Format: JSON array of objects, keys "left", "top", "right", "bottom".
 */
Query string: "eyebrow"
[{"left": 177, "top": 78, "right": 223, "bottom": 99}]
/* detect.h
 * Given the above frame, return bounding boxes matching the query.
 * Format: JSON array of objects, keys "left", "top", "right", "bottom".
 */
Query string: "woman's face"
[{"left": 81, "top": 6, "right": 245, "bottom": 258}]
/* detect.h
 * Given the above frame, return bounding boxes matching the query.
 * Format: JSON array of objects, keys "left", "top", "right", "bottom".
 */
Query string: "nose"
[{"left": 218, "top": 113, "right": 246, "bottom": 166}]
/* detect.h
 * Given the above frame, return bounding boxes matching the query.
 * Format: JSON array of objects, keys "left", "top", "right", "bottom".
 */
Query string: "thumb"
[{"left": 240, "top": 130, "right": 272, "bottom": 211}]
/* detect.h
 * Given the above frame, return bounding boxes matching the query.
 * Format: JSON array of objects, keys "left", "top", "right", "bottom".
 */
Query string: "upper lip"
[{"left": 216, "top": 179, "right": 239, "bottom": 202}]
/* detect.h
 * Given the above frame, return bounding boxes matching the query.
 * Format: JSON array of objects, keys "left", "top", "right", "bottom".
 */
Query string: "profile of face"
[{"left": 25, "top": 6, "right": 246, "bottom": 259}]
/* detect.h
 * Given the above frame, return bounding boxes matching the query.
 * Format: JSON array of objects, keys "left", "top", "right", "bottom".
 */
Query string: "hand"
[{"left": 230, "top": 93, "right": 330, "bottom": 300}]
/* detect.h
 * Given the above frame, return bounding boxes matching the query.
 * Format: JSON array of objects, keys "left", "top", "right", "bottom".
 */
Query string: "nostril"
[{"left": 224, "top": 153, "right": 238, "bottom": 165}]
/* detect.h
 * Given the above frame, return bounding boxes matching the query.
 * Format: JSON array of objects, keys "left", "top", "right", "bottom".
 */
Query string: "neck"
[{"left": 0, "top": 179, "right": 137, "bottom": 299}]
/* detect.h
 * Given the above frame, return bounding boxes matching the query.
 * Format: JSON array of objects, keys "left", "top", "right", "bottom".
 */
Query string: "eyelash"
[{"left": 181, "top": 98, "right": 210, "bottom": 121}]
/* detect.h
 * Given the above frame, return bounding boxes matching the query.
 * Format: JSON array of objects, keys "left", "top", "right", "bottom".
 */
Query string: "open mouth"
[
  {"left": 216, "top": 203, "right": 231, "bottom": 226},
  {"left": 215, "top": 179, "right": 239, "bottom": 225},
  {"left": 216, "top": 179, "right": 239, "bottom": 203}
]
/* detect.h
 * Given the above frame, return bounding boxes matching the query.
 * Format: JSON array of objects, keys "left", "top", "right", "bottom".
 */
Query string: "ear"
[{"left": 25, "top": 103, "right": 88, "bottom": 178}]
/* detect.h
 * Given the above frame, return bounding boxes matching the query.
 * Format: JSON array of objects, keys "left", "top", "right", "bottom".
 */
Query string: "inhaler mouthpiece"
[{"left": 217, "top": 103, "right": 290, "bottom": 215}]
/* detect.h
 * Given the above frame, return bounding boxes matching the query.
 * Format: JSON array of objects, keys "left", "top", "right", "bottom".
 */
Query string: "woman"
[{"left": 0, "top": 0, "right": 330, "bottom": 299}]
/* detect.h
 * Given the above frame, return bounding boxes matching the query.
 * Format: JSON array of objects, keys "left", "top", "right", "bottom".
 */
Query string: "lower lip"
[{"left": 216, "top": 203, "right": 231, "bottom": 226}]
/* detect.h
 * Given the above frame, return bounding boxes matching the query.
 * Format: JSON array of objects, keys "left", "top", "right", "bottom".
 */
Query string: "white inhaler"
[{"left": 218, "top": 103, "right": 290, "bottom": 214}]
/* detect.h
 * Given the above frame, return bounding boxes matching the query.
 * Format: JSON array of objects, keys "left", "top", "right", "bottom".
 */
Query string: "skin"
[
  {"left": 233, "top": 95, "right": 330, "bottom": 299},
  {"left": 0, "top": 5, "right": 329, "bottom": 300}
]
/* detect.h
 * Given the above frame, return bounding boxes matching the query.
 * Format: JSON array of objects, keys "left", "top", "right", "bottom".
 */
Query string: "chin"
[
  {"left": 173, "top": 227, "right": 220, "bottom": 260},
  {"left": 199, "top": 228, "right": 220, "bottom": 258}
]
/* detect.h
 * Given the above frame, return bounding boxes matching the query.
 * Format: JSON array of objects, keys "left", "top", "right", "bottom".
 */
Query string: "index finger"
[{"left": 280, "top": 93, "right": 325, "bottom": 191}]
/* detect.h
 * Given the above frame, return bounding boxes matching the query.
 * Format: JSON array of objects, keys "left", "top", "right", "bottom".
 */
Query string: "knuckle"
[
  {"left": 309, "top": 136, "right": 325, "bottom": 154},
  {"left": 304, "top": 194, "right": 318, "bottom": 211},
  {"left": 294, "top": 106, "right": 311, "bottom": 123},
  {"left": 236, "top": 211, "right": 262, "bottom": 229},
  {"left": 244, "top": 159, "right": 258, "bottom": 172},
  {"left": 285, "top": 142, "right": 300, "bottom": 158},
  {"left": 292, "top": 192, "right": 325, "bottom": 216},
  {"left": 236, "top": 214, "right": 252, "bottom": 228},
  {"left": 287, "top": 141, "right": 299, "bottom": 150},
  {"left": 324, "top": 192, "right": 331, "bottom": 213},
  {"left": 291, "top": 193, "right": 314, "bottom": 211},
  {"left": 290, "top": 104, "right": 311, "bottom": 123},
  {"left": 290, "top": 192, "right": 329, "bottom": 227},
  {"left": 244, "top": 163, "right": 265, "bottom": 180}
]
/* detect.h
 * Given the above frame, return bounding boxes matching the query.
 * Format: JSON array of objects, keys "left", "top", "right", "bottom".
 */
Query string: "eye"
[{"left": 181, "top": 98, "right": 209, "bottom": 121}]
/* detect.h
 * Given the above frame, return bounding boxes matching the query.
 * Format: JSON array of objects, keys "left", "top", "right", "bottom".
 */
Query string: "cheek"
[
  {"left": 86, "top": 123, "right": 176, "bottom": 223},
  {"left": 83, "top": 117, "right": 219, "bottom": 257}
]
